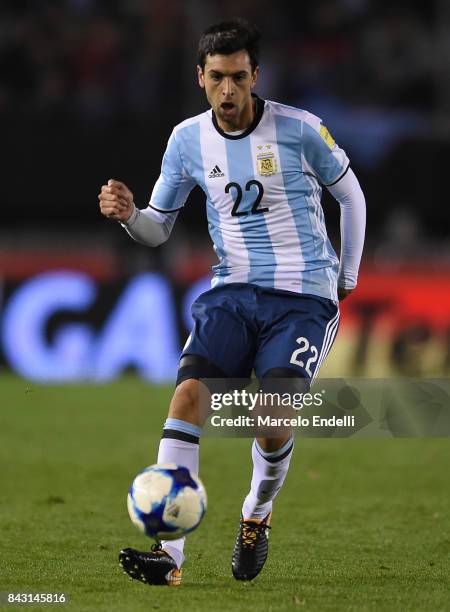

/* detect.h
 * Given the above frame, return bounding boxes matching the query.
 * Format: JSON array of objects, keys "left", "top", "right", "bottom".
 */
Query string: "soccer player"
[{"left": 99, "top": 18, "right": 365, "bottom": 586}]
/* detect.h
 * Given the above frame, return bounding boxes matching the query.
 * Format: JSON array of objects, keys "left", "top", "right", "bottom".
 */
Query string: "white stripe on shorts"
[{"left": 311, "top": 308, "right": 340, "bottom": 382}]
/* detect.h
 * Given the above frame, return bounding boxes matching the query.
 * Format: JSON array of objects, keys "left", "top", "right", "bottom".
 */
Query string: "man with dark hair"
[
  {"left": 198, "top": 18, "right": 261, "bottom": 72},
  {"left": 99, "top": 18, "right": 365, "bottom": 586}
]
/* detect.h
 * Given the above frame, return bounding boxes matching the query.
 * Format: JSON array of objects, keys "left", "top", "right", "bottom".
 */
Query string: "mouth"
[{"left": 220, "top": 102, "right": 236, "bottom": 113}]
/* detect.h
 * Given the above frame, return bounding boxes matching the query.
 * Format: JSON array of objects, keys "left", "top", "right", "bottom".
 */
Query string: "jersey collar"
[{"left": 211, "top": 94, "right": 265, "bottom": 140}]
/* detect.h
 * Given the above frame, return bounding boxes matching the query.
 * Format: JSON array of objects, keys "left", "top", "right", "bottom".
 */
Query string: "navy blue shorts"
[{"left": 179, "top": 283, "right": 339, "bottom": 383}]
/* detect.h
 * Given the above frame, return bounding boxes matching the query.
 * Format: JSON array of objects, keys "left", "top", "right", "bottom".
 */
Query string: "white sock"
[
  {"left": 242, "top": 438, "right": 294, "bottom": 519},
  {"left": 156, "top": 418, "right": 201, "bottom": 569}
]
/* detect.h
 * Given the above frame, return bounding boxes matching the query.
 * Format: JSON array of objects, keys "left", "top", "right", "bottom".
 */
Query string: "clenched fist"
[{"left": 98, "top": 179, "right": 134, "bottom": 222}]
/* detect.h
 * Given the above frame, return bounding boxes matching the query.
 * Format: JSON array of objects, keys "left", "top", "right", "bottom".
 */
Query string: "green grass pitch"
[{"left": 0, "top": 375, "right": 449, "bottom": 611}]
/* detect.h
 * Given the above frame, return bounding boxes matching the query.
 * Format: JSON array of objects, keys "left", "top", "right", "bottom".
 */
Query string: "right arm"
[
  {"left": 121, "top": 204, "right": 178, "bottom": 248},
  {"left": 98, "top": 179, "right": 177, "bottom": 247},
  {"left": 98, "top": 129, "right": 194, "bottom": 246}
]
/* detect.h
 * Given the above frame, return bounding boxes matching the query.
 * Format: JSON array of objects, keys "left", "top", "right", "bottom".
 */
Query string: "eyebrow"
[{"left": 208, "top": 70, "right": 248, "bottom": 77}]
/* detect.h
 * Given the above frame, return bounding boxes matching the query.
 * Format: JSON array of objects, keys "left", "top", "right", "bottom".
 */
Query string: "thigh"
[
  {"left": 182, "top": 286, "right": 257, "bottom": 378},
  {"left": 254, "top": 294, "right": 340, "bottom": 382}
]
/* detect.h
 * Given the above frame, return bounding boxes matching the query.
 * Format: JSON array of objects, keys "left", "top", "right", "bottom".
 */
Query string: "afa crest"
[{"left": 257, "top": 151, "right": 277, "bottom": 176}]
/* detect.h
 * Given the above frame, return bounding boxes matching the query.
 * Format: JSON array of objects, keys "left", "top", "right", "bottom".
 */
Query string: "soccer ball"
[{"left": 127, "top": 463, "right": 207, "bottom": 540}]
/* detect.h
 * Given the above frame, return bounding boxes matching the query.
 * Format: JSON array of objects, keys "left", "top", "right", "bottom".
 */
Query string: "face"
[{"left": 197, "top": 50, "right": 259, "bottom": 130}]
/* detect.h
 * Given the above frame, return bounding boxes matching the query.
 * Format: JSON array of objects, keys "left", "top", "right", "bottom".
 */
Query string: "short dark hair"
[{"left": 197, "top": 18, "right": 261, "bottom": 73}]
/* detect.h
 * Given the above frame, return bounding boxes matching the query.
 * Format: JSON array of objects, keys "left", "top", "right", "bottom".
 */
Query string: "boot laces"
[
  {"left": 241, "top": 520, "right": 271, "bottom": 549},
  {"left": 150, "top": 542, "right": 165, "bottom": 556}
]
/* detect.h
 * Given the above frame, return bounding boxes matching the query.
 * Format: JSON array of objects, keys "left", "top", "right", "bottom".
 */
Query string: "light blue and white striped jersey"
[{"left": 150, "top": 96, "right": 349, "bottom": 301}]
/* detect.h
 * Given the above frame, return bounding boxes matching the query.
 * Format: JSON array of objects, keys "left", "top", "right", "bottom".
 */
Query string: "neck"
[{"left": 217, "top": 97, "right": 256, "bottom": 133}]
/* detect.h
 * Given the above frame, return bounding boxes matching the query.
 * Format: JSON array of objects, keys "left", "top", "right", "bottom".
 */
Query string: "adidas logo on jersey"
[{"left": 208, "top": 165, "right": 225, "bottom": 178}]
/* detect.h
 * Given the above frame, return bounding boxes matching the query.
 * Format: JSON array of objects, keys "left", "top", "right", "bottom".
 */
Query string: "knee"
[{"left": 260, "top": 367, "right": 310, "bottom": 394}]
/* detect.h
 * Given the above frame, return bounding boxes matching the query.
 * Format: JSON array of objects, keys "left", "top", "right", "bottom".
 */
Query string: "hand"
[
  {"left": 98, "top": 179, "right": 134, "bottom": 222},
  {"left": 337, "top": 287, "right": 354, "bottom": 301}
]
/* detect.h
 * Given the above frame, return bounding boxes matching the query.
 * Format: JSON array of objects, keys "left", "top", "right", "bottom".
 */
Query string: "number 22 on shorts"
[{"left": 289, "top": 336, "right": 318, "bottom": 377}]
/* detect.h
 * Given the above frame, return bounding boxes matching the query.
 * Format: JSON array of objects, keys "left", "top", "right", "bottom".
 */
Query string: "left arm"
[
  {"left": 326, "top": 168, "right": 366, "bottom": 300},
  {"left": 301, "top": 116, "right": 366, "bottom": 301}
]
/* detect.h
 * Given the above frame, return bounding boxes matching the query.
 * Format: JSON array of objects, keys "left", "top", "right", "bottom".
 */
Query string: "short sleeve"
[
  {"left": 301, "top": 120, "right": 349, "bottom": 186},
  {"left": 150, "top": 130, "right": 195, "bottom": 212}
]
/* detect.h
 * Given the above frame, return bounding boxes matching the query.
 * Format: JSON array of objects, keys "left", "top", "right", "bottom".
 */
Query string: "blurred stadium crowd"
[
  {"left": 0, "top": 0, "right": 439, "bottom": 119},
  {"left": 2, "top": 0, "right": 448, "bottom": 254}
]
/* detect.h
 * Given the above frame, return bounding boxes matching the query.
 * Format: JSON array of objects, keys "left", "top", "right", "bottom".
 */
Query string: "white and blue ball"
[{"left": 127, "top": 463, "right": 207, "bottom": 540}]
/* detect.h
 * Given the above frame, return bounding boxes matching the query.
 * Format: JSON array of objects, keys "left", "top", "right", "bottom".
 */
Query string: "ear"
[
  {"left": 251, "top": 66, "right": 259, "bottom": 89},
  {"left": 197, "top": 65, "right": 205, "bottom": 89}
]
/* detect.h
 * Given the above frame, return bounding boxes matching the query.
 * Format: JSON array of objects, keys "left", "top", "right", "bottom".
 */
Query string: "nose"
[{"left": 222, "top": 77, "right": 234, "bottom": 97}]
